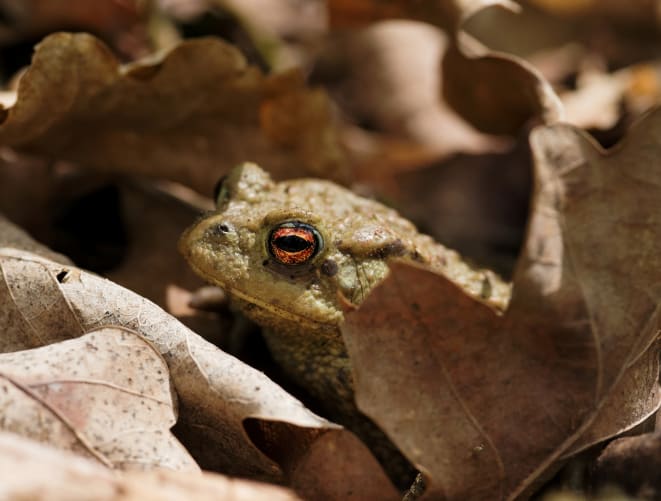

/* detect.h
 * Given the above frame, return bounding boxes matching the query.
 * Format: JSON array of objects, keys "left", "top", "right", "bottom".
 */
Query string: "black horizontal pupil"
[{"left": 275, "top": 235, "right": 313, "bottom": 253}]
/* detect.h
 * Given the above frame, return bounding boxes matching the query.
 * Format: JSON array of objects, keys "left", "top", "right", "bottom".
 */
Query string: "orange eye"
[{"left": 268, "top": 222, "right": 322, "bottom": 266}]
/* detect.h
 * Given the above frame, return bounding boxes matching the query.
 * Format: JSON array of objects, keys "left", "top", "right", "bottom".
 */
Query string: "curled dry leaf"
[
  {"left": 0, "top": 215, "right": 398, "bottom": 499},
  {"left": 0, "top": 432, "right": 300, "bottom": 501},
  {"left": 328, "top": 0, "right": 563, "bottom": 134},
  {"left": 442, "top": 31, "right": 563, "bottom": 134},
  {"left": 0, "top": 32, "right": 348, "bottom": 192},
  {"left": 0, "top": 328, "right": 198, "bottom": 471},
  {"left": 341, "top": 110, "right": 661, "bottom": 499}
]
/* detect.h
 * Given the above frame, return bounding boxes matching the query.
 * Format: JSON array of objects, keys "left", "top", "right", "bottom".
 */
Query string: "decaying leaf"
[
  {"left": 0, "top": 214, "right": 398, "bottom": 499},
  {"left": 341, "top": 110, "right": 661, "bottom": 499},
  {"left": 328, "top": 0, "right": 563, "bottom": 134},
  {"left": 0, "top": 32, "right": 348, "bottom": 192},
  {"left": 0, "top": 432, "right": 300, "bottom": 501},
  {"left": 0, "top": 328, "right": 197, "bottom": 471}
]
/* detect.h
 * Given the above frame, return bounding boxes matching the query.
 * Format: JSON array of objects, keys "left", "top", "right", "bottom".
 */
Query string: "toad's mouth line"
[{"left": 185, "top": 259, "right": 338, "bottom": 328}]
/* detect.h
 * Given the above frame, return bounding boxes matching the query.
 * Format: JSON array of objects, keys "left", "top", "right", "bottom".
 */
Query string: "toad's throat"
[{"left": 228, "top": 286, "right": 340, "bottom": 328}]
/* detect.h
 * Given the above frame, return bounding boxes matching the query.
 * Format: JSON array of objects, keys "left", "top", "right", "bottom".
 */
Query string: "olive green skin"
[{"left": 179, "top": 163, "right": 509, "bottom": 483}]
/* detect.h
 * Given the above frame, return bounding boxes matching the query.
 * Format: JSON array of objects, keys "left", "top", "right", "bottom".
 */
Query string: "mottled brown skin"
[{"left": 179, "top": 163, "right": 510, "bottom": 485}]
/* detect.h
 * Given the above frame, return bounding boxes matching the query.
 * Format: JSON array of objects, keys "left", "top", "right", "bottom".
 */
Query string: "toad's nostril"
[{"left": 209, "top": 222, "right": 232, "bottom": 237}]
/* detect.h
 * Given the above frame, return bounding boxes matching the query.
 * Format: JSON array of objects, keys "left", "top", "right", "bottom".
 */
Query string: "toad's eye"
[{"left": 268, "top": 221, "right": 322, "bottom": 266}]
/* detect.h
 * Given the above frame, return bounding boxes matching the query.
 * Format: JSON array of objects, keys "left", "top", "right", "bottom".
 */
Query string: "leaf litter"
[
  {"left": 0, "top": 0, "right": 660, "bottom": 499},
  {"left": 0, "top": 214, "right": 398, "bottom": 499},
  {"left": 0, "top": 327, "right": 198, "bottom": 471}
]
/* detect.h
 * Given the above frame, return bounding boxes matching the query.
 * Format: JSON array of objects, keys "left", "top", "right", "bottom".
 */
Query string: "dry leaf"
[
  {"left": 0, "top": 32, "right": 348, "bottom": 192},
  {"left": 327, "top": 0, "right": 563, "bottom": 134},
  {"left": 341, "top": 110, "right": 661, "bottom": 499},
  {"left": 0, "top": 432, "right": 300, "bottom": 501},
  {"left": 102, "top": 181, "right": 212, "bottom": 303},
  {"left": 442, "top": 31, "right": 563, "bottom": 134},
  {"left": 316, "top": 21, "right": 503, "bottom": 156},
  {"left": 0, "top": 161, "right": 222, "bottom": 339},
  {"left": 0, "top": 214, "right": 398, "bottom": 499},
  {"left": 0, "top": 328, "right": 197, "bottom": 471}
]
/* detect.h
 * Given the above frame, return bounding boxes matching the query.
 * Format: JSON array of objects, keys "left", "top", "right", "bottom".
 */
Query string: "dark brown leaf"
[
  {"left": 0, "top": 33, "right": 349, "bottom": 191},
  {"left": 341, "top": 110, "right": 661, "bottom": 499}
]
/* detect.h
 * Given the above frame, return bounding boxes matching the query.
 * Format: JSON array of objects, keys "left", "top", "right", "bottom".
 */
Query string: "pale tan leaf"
[
  {"left": 0, "top": 328, "right": 197, "bottom": 471},
  {"left": 0, "top": 432, "right": 300, "bottom": 501}
]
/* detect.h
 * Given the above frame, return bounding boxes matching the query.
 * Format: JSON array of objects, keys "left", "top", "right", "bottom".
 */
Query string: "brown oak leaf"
[
  {"left": 0, "top": 32, "right": 348, "bottom": 192},
  {"left": 341, "top": 109, "right": 661, "bottom": 499}
]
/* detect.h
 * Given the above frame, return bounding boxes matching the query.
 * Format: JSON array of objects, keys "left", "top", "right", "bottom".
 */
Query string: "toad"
[{"left": 179, "top": 163, "right": 510, "bottom": 484}]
